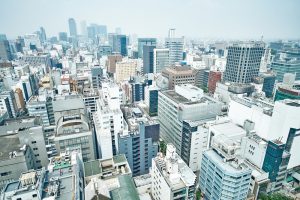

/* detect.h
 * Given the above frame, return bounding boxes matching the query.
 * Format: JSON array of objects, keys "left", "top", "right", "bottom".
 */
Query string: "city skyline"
[{"left": 0, "top": 0, "right": 299, "bottom": 40}]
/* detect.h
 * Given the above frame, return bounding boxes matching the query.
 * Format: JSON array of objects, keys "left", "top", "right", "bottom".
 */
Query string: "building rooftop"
[
  {"left": 0, "top": 134, "right": 22, "bottom": 161},
  {"left": 52, "top": 97, "right": 85, "bottom": 112},
  {"left": 110, "top": 175, "right": 140, "bottom": 200},
  {"left": 84, "top": 154, "right": 131, "bottom": 178},
  {"left": 210, "top": 121, "right": 246, "bottom": 139},
  {"left": 205, "top": 149, "right": 251, "bottom": 174}
]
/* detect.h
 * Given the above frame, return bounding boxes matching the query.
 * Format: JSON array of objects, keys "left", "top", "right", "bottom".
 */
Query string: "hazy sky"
[{"left": 0, "top": 0, "right": 299, "bottom": 40}]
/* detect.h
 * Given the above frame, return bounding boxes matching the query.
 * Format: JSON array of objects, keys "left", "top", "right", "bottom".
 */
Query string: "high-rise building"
[
  {"left": 0, "top": 40, "right": 12, "bottom": 61},
  {"left": 108, "top": 34, "right": 128, "bottom": 56},
  {"left": 165, "top": 29, "right": 184, "bottom": 65},
  {"left": 68, "top": 18, "right": 77, "bottom": 37},
  {"left": 58, "top": 32, "right": 68, "bottom": 42},
  {"left": 0, "top": 34, "right": 7, "bottom": 41},
  {"left": 271, "top": 51, "right": 300, "bottom": 82},
  {"left": 87, "top": 24, "right": 107, "bottom": 40},
  {"left": 262, "top": 73, "right": 276, "bottom": 98},
  {"left": 23, "top": 34, "right": 41, "bottom": 49},
  {"left": 151, "top": 144, "right": 196, "bottom": 200},
  {"left": 91, "top": 65, "right": 103, "bottom": 89},
  {"left": 143, "top": 45, "right": 155, "bottom": 74},
  {"left": 137, "top": 38, "right": 157, "bottom": 58},
  {"left": 208, "top": 70, "right": 222, "bottom": 93},
  {"left": 39, "top": 27, "right": 47, "bottom": 43},
  {"left": 153, "top": 48, "right": 169, "bottom": 73},
  {"left": 107, "top": 54, "right": 122, "bottom": 74},
  {"left": 52, "top": 96, "right": 95, "bottom": 162},
  {"left": 93, "top": 83, "right": 124, "bottom": 159},
  {"left": 199, "top": 135, "right": 252, "bottom": 200},
  {"left": 14, "top": 88, "right": 25, "bottom": 111},
  {"left": 118, "top": 108, "right": 159, "bottom": 176},
  {"left": 144, "top": 85, "right": 159, "bottom": 116},
  {"left": 115, "top": 60, "right": 137, "bottom": 82},
  {"left": 158, "top": 84, "right": 222, "bottom": 171},
  {"left": 162, "top": 66, "right": 195, "bottom": 89},
  {"left": 223, "top": 41, "right": 265, "bottom": 84},
  {"left": 262, "top": 140, "right": 291, "bottom": 193},
  {"left": 0, "top": 90, "right": 18, "bottom": 118}
]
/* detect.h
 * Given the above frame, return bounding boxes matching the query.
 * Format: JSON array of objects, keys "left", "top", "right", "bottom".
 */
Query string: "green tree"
[{"left": 259, "top": 193, "right": 293, "bottom": 200}]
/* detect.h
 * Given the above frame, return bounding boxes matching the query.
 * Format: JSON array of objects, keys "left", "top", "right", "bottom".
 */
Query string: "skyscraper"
[
  {"left": 0, "top": 40, "right": 12, "bottom": 61},
  {"left": 39, "top": 27, "right": 47, "bottom": 43},
  {"left": 153, "top": 48, "right": 169, "bottom": 73},
  {"left": 108, "top": 34, "right": 128, "bottom": 56},
  {"left": 165, "top": 29, "right": 184, "bottom": 65},
  {"left": 223, "top": 41, "right": 265, "bottom": 84},
  {"left": 143, "top": 45, "right": 155, "bottom": 74},
  {"left": 68, "top": 18, "right": 77, "bottom": 37},
  {"left": 137, "top": 38, "right": 157, "bottom": 58},
  {"left": 58, "top": 32, "right": 68, "bottom": 42}
]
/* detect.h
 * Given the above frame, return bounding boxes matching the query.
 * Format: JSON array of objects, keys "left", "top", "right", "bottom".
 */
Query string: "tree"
[{"left": 258, "top": 193, "right": 293, "bottom": 200}]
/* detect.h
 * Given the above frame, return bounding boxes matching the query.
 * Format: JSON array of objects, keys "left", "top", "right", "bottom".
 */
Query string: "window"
[
  {"left": 32, "top": 194, "right": 37, "bottom": 198},
  {"left": 32, "top": 141, "right": 37, "bottom": 144}
]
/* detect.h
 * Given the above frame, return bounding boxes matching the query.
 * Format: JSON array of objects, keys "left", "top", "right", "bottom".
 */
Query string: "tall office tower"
[
  {"left": 39, "top": 27, "right": 47, "bottom": 43},
  {"left": 107, "top": 54, "right": 122, "bottom": 74},
  {"left": 142, "top": 45, "right": 155, "bottom": 74},
  {"left": 144, "top": 85, "right": 159, "bottom": 116},
  {"left": 68, "top": 18, "right": 77, "bottom": 37},
  {"left": 0, "top": 40, "right": 13, "bottom": 61},
  {"left": 130, "top": 80, "right": 147, "bottom": 103},
  {"left": 262, "top": 73, "right": 276, "bottom": 98},
  {"left": 14, "top": 88, "right": 25, "bottom": 111},
  {"left": 208, "top": 70, "right": 222, "bottom": 93},
  {"left": 199, "top": 135, "right": 252, "bottom": 200},
  {"left": 93, "top": 83, "right": 124, "bottom": 158},
  {"left": 0, "top": 90, "right": 18, "bottom": 118},
  {"left": 262, "top": 140, "right": 291, "bottom": 193},
  {"left": 91, "top": 65, "right": 103, "bottom": 89},
  {"left": 223, "top": 41, "right": 265, "bottom": 84},
  {"left": 109, "top": 34, "right": 128, "bottom": 56},
  {"left": 87, "top": 24, "right": 107, "bottom": 40},
  {"left": 162, "top": 66, "right": 195, "bottom": 89},
  {"left": 118, "top": 107, "right": 159, "bottom": 176},
  {"left": 151, "top": 144, "right": 196, "bottom": 200},
  {"left": 23, "top": 34, "right": 41, "bottom": 49},
  {"left": 0, "top": 34, "right": 7, "bottom": 41},
  {"left": 115, "top": 60, "right": 137, "bottom": 82},
  {"left": 53, "top": 96, "right": 95, "bottom": 162},
  {"left": 271, "top": 50, "right": 300, "bottom": 82},
  {"left": 154, "top": 48, "right": 169, "bottom": 73},
  {"left": 158, "top": 84, "right": 222, "bottom": 171},
  {"left": 137, "top": 38, "right": 157, "bottom": 58},
  {"left": 165, "top": 29, "right": 184, "bottom": 65},
  {"left": 80, "top": 20, "right": 87, "bottom": 36},
  {"left": 58, "top": 32, "right": 68, "bottom": 42}
]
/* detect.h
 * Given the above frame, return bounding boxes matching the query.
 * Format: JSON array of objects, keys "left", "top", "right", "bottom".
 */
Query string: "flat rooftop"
[
  {"left": 0, "top": 134, "right": 22, "bottom": 161},
  {"left": 162, "top": 90, "right": 213, "bottom": 105},
  {"left": 110, "top": 175, "right": 139, "bottom": 200},
  {"left": 210, "top": 121, "right": 246, "bottom": 139},
  {"left": 205, "top": 149, "right": 251, "bottom": 174},
  {"left": 53, "top": 97, "right": 85, "bottom": 112}
]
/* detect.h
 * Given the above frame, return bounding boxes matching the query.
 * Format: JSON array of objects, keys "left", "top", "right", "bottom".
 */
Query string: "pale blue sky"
[{"left": 0, "top": 0, "right": 299, "bottom": 40}]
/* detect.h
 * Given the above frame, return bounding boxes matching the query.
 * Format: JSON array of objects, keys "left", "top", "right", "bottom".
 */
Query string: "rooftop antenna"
[{"left": 260, "top": 35, "right": 264, "bottom": 42}]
